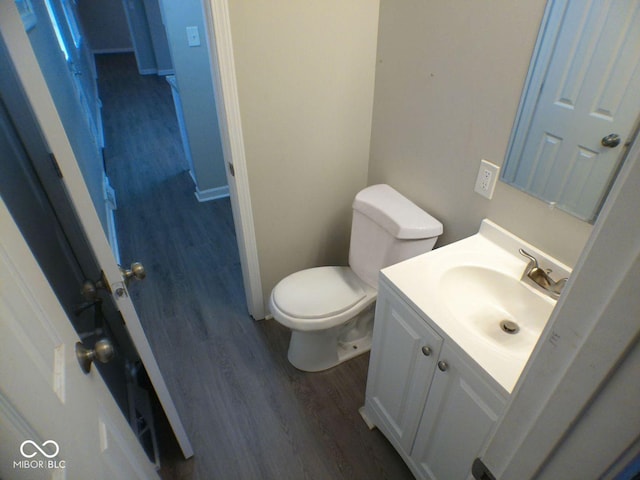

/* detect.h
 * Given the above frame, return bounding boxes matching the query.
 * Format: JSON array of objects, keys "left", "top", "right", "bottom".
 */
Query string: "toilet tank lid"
[{"left": 353, "top": 184, "right": 443, "bottom": 239}]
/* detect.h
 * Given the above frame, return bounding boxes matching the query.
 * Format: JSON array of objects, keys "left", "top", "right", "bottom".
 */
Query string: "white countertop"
[{"left": 380, "top": 219, "right": 569, "bottom": 393}]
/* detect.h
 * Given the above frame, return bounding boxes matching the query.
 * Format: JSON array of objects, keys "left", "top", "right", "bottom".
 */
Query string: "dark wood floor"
[{"left": 97, "top": 53, "right": 413, "bottom": 480}]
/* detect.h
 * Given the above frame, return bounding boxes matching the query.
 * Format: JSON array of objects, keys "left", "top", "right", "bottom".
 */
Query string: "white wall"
[
  {"left": 368, "top": 0, "right": 592, "bottom": 266},
  {"left": 227, "top": 1, "right": 380, "bottom": 308}
]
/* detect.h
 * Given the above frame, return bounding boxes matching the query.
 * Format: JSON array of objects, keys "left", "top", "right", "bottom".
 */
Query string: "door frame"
[
  {"left": 203, "top": 0, "right": 265, "bottom": 320},
  {"left": 0, "top": 0, "right": 193, "bottom": 458}
]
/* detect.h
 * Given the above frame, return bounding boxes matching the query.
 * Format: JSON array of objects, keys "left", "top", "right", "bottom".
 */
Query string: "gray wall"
[
  {"left": 77, "top": 0, "right": 132, "bottom": 53},
  {"left": 142, "top": 0, "right": 172, "bottom": 74},
  {"left": 228, "top": 0, "right": 594, "bottom": 313},
  {"left": 228, "top": 0, "right": 381, "bottom": 309},
  {"left": 121, "top": 0, "right": 159, "bottom": 74},
  {"left": 368, "top": 0, "right": 592, "bottom": 267},
  {"left": 160, "top": 0, "right": 226, "bottom": 193}
]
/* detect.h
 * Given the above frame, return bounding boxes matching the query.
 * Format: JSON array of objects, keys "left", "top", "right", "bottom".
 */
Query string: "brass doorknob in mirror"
[
  {"left": 601, "top": 133, "right": 621, "bottom": 148},
  {"left": 119, "top": 262, "right": 146, "bottom": 284},
  {"left": 75, "top": 338, "right": 114, "bottom": 374}
]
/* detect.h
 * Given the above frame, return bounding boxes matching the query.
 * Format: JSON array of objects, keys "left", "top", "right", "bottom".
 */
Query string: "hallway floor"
[{"left": 96, "top": 53, "right": 413, "bottom": 480}]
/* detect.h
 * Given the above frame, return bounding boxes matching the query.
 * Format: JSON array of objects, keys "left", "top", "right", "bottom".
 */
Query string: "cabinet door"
[
  {"left": 365, "top": 285, "right": 443, "bottom": 452},
  {"left": 411, "top": 343, "right": 506, "bottom": 480}
]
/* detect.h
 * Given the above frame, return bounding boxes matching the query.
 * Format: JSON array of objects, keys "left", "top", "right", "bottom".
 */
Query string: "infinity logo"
[{"left": 19, "top": 440, "right": 60, "bottom": 459}]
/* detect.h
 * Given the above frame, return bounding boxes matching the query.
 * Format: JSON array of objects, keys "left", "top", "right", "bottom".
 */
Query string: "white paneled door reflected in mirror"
[{"left": 501, "top": 0, "right": 640, "bottom": 223}]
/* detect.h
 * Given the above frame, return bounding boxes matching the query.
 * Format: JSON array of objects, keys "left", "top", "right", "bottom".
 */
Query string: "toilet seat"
[{"left": 270, "top": 266, "right": 377, "bottom": 331}]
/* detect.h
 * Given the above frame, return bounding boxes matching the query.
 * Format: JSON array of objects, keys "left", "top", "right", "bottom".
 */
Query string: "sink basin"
[
  {"left": 439, "top": 266, "right": 555, "bottom": 358},
  {"left": 380, "top": 219, "right": 572, "bottom": 393}
]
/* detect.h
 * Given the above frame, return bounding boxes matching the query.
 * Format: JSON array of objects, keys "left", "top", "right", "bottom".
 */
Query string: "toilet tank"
[{"left": 349, "top": 184, "right": 443, "bottom": 288}]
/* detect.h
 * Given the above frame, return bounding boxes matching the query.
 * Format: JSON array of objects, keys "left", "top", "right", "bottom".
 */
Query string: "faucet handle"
[{"left": 518, "top": 248, "right": 539, "bottom": 269}]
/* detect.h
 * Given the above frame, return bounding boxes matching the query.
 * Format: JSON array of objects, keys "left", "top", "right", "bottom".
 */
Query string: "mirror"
[{"left": 501, "top": 0, "right": 640, "bottom": 223}]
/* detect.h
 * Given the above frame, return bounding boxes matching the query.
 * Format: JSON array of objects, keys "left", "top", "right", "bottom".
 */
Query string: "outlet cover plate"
[{"left": 474, "top": 159, "right": 500, "bottom": 199}]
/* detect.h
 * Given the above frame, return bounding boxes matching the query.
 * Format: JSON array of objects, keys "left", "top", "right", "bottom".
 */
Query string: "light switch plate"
[
  {"left": 186, "top": 26, "right": 200, "bottom": 47},
  {"left": 474, "top": 159, "right": 500, "bottom": 199}
]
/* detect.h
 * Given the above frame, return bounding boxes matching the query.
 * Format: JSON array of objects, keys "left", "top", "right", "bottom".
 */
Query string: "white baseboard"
[
  {"left": 157, "top": 69, "right": 175, "bottom": 76},
  {"left": 194, "top": 185, "right": 230, "bottom": 202}
]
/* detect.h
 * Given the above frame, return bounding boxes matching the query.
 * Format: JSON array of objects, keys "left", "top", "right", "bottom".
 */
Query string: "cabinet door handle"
[
  {"left": 421, "top": 346, "right": 432, "bottom": 356},
  {"left": 437, "top": 360, "right": 448, "bottom": 372}
]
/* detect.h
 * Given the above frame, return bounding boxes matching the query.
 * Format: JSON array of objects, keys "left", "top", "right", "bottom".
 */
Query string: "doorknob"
[
  {"left": 75, "top": 338, "right": 114, "bottom": 374},
  {"left": 119, "top": 262, "right": 146, "bottom": 284},
  {"left": 601, "top": 134, "right": 621, "bottom": 148},
  {"left": 80, "top": 271, "right": 110, "bottom": 300}
]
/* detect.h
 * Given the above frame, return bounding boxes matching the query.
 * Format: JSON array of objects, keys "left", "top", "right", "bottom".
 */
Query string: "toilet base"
[
  {"left": 287, "top": 304, "right": 374, "bottom": 372},
  {"left": 287, "top": 329, "right": 372, "bottom": 372}
]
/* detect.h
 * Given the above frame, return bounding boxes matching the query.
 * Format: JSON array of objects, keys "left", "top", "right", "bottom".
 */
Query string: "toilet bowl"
[{"left": 269, "top": 184, "right": 443, "bottom": 372}]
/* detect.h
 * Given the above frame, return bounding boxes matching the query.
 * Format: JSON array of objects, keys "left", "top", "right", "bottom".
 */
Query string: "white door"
[
  {"left": 0, "top": 199, "right": 159, "bottom": 480},
  {"left": 507, "top": 0, "right": 640, "bottom": 220},
  {"left": 0, "top": 0, "right": 193, "bottom": 458}
]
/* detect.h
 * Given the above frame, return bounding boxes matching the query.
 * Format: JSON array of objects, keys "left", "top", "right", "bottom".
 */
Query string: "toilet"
[{"left": 269, "top": 184, "right": 443, "bottom": 372}]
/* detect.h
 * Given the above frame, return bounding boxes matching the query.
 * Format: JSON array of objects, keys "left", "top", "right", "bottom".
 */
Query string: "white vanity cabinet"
[
  {"left": 363, "top": 281, "right": 443, "bottom": 453},
  {"left": 410, "top": 340, "right": 507, "bottom": 480},
  {"left": 362, "top": 280, "right": 508, "bottom": 480}
]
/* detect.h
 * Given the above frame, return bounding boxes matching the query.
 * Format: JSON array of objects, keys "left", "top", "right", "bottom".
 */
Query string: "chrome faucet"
[{"left": 519, "top": 249, "right": 567, "bottom": 297}]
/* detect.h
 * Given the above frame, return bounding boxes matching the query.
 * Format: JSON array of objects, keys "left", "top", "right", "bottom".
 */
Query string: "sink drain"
[{"left": 499, "top": 320, "right": 519, "bottom": 334}]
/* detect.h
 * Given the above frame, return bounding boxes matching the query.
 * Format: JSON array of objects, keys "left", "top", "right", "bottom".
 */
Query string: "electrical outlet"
[{"left": 474, "top": 159, "right": 500, "bottom": 199}]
